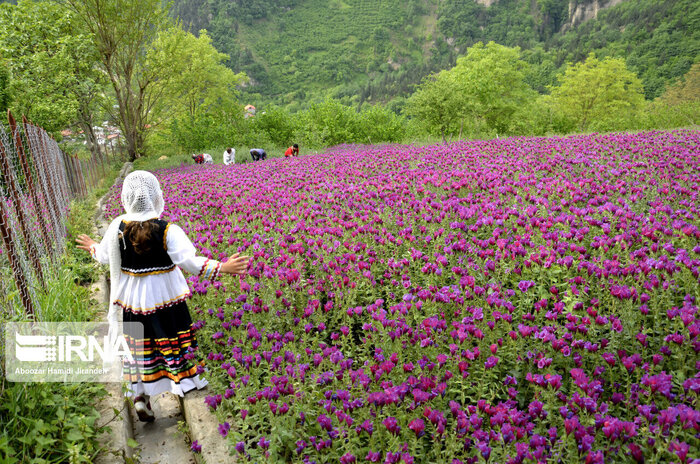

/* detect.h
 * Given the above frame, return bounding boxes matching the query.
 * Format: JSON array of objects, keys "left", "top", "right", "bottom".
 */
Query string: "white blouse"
[
  {"left": 90, "top": 223, "right": 221, "bottom": 314},
  {"left": 223, "top": 148, "right": 236, "bottom": 165}
]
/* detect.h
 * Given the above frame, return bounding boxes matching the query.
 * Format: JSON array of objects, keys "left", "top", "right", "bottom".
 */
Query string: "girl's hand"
[
  {"left": 220, "top": 253, "right": 250, "bottom": 275},
  {"left": 75, "top": 234, "right": 97, "bottom": 252}
]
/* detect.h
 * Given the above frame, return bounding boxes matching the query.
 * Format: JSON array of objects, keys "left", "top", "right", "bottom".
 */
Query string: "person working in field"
[
  {"left": 250, "top": 148, "right": 267, "bottom": 161},
  {"left": 192, "top": 153, "right": 213, "bottom": 164},
  {"left": 284, "top": 143, "right": 299, "bottom": 158},
  {"left": 76, "top": 171, "right": 249, "bottom": 422},
  {"left": 223, "top": 147, "right": 236, "bottom": 165}
]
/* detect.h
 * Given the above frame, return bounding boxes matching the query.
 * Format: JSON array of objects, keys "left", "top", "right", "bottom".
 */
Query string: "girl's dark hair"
[{"left": 123, "top": 220, "right": 158, "bottom": 255}]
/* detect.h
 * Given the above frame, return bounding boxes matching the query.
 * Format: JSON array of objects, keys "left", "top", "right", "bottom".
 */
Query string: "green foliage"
[
  {"left": 661, "top": 61, "right": 700, "bottom": 105},
  {"left": 147, "top": 27, "right": 247, "bottom": 121},
  {"left": 0, "top": 381, "right": 107, "bottom": 464},
  {"left": 0, "top": 0, "right": 103, "bottom": 135},
  {"left": 0, "top": 63, "right": 9, "bottom": 113},
  {"left": 171, "top": 0, "right": 697, "bottom": 109},
  {"left": 173, "top": 0, "right": 436, "bottom": 108},
  {"left": 637, "top": 100, "right": 700, "bottom": 130},
  {"left": 549, "top": 54, "right": 645, "bottom": 132},
  {"left": 356, "top": 103, "right": 406, "bottom": 144},
  {"left": 251, "top": 106, "right": 297, "bottom": 147},
  {"left": 549, "top": 0, "right": 699, "bottom": 99},
  {"left": 165, "top": 107, "right": 246, "bottom": 153},
  {"left": 291, "top": 99, "right": 406, "bottom": 147},
  {"left": 453, "top": 42, "right": 535, "bottom": 135},
  {"left": 296, "top": 99, "right": 358, "bottom": 147},
  {"left": 155, "top": 97, "right": 408, "bottom": 153},
  {"left": 405, "top": 68, "right": 465, "bottom": 143},
  {"left": 66, "top": 0, "right": 172, "bottom": 160},
  {"left": 143, "top": 26, "right": 248, "bottom": 153},
  {"left": 406, "top": 42, "right": 534, "bottom": 140}
]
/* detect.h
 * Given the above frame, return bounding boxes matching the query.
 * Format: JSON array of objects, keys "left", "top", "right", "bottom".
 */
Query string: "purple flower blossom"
[
  {"left": 382, "top": 416, "right": 401, "bottom": 435},
  {"left": 218, "top": 422, "right": 230, "bottom": 437}
]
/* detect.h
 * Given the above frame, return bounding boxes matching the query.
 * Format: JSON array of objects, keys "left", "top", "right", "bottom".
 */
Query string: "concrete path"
[{"left": 131, "top": 392, "right": 196, "bottom": 464}]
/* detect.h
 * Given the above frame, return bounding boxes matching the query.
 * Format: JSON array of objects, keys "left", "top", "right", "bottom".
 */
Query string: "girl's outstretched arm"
[
  {"left": 220, "top": 253, "right": 249, "bottom": 275},
  {"left": 165, "top": 224, "right": 249, "bottom": 279},
  {"left": 76, "top": 233, "right": 110, "bottom": 264}
]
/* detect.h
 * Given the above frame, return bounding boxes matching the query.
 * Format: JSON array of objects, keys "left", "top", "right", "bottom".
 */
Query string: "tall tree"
[
  {"left": 65, "top": 0, "right": 170, "bottom": 161},
  {"left": 406, "top": 41, "right": 533, "bottom": 141},
  {"left": 146, "top": 27, "right": 248, "bottom": 152},
  {"left": 451, "top": 42, "right": 534, "bottom": 135},
  {"left": 405, "top": 69, "right": 465, "bottom": 144},
  {"left": 0, "top": 0, "right": 104, "bottom": 148},
  {"left": 147, "top": 28, "right": 247, "bottom": 120},
  {"left": 549, "top": 54, "right": 645, "bottom": 132}
]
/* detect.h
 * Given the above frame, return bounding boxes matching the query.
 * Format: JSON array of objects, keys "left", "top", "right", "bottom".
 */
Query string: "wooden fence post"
[
  {"left": 0, "top": 201, "right": 35, "bottom": 316},
  {"left": 0, "top": 125, "right": 45, "bottom": 289}
]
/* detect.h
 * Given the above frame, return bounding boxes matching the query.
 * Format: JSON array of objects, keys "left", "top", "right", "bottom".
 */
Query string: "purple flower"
[
  {"left": 204, "top": 394, "right": 222, "bottom": 410},
  {"left": 258, "top": 436, "right": 270, "bottom": 449},
  {"left": 518, "top": 280, "right": 534, "bottom": 292},
  {"left": 317, "top": 414, "right": 333, "bottom": 431},
  {"left": 484, "top": 356, "right": 499, "bottom": 369},
  {"left": 408, "top": 418, "right": 425, "bottom": 437},
  {"left": 190, "top": 440, "right": 201, "bottom": 453},
  {"left": 218, "top": 422, "right": 230, "bottom": 437},
  {"left": 382, "top": 416, "right": 401, "bottom": 435}
]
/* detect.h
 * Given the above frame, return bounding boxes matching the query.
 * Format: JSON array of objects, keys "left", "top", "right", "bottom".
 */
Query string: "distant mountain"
[{"left": 171, "top": 0, "right": 699, "bottom": 110}]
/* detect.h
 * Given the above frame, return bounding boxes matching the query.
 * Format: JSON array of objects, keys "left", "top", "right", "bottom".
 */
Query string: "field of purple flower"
[{"left": 106, "top": 130, "right": 700, "bottom": 463}]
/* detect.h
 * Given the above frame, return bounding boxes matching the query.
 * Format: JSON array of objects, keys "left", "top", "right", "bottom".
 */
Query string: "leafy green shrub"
[
  {"left": 0, "top": 381, "right": 107, "bottom": 464},
  {"left": 250, "top": 106, "right": 298, "bottom": 146}
]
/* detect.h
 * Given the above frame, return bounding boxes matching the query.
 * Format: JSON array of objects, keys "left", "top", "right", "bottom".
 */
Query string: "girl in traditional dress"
[{"left": 76, "top": 170, "right": 248, "bottom": 422}]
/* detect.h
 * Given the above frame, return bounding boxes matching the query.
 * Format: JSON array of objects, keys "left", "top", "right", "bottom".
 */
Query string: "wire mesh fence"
[{"left": 0, "top": 110, "right": 114, "bottom": 319}]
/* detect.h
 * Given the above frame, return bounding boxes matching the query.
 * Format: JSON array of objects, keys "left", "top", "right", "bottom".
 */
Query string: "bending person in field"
[
  {"left": 223, "top": 147, "right": 236, "bottom": 165},
  {"left": 76, "top": 171, "right": 249, "bottom": 422},
  {"left": 250, "top": 148, "right": 266, "bottom": 161},
  {"left": 192, "top": 153, "right": 213, "bottom": 164},
  {"left": 284, "top": 143, "right": 299, "bottom": 158}
]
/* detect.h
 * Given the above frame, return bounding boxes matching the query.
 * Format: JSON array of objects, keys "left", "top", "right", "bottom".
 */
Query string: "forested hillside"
[{"left": 171, "top": 0, "right": 699, "bottom": 109}]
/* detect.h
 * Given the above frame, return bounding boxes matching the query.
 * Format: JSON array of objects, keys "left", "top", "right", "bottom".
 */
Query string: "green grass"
[{"left": 0, "top": 162, "right": 121, "bottom": 464}]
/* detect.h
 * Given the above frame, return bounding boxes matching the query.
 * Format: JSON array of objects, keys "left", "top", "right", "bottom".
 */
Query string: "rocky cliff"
[
  {"left": 475, "top": 0, "right": 627, "bottom": 30},
  {"left": 565, "top": 0, "right": 626, "bottom": 29}
]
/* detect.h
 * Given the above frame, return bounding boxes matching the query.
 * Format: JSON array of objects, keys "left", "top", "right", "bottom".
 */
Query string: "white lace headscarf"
[{"left": 104, "top": 171, "right": 164, "bottom": 353}]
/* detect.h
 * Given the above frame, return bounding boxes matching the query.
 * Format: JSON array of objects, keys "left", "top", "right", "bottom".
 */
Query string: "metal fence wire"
[{"left": 0, "top": 111, "right": 109, "bottom": 319}]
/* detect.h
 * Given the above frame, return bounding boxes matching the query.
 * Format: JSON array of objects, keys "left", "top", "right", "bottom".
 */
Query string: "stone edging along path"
[{"left": 91, "top": 162, "right": 233, "bottom": 463}]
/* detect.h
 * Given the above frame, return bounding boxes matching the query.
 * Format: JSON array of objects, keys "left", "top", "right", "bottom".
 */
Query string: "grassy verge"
[{"left": 0, "top": 160, "right": 124, "bottom": 464}]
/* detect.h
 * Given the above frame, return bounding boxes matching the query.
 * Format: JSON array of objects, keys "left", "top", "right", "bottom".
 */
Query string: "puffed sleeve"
[
  {"left": 88, "top": 218, "right": 119, "bottom": 265},
  {"left": 165, "top": 223, "right": 222, "bottom": 280},
  {"left": 89, "top": 241, "right": 110, "bottom": 265}
]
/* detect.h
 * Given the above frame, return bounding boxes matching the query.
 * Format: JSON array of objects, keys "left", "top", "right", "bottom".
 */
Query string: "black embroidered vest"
[{"left": 119, "top": 219, "right": 175, "bottom": 276}]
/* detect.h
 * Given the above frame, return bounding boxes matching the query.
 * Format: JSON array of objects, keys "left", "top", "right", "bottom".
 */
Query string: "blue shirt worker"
[{"left": 250, "top": 148, "right": 267, "bottom": 161}]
